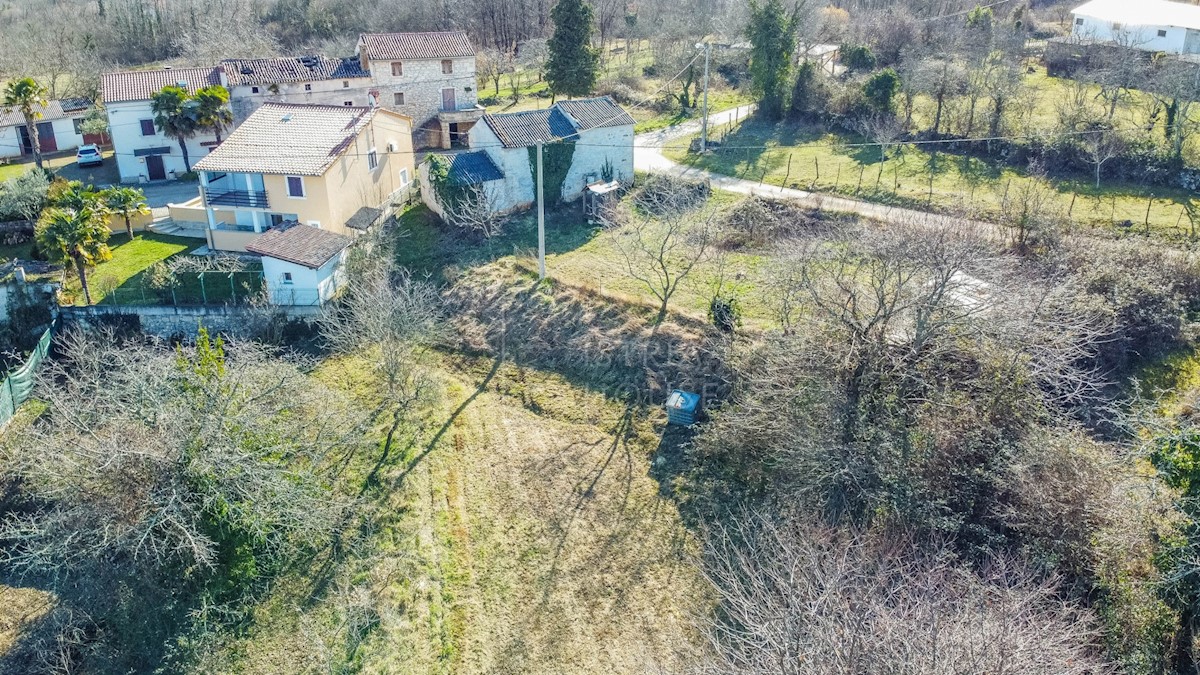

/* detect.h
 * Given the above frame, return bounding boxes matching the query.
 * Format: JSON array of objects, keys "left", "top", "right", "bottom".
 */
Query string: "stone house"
[
  {"left": 452, "top": 97, "right": 635, "bottom": 214},
  {"left": 356, "top": 31, "right": 484, "bottom": 149},
  {"left": 221, "top": 55, "right": 375, "bottom": 123}
]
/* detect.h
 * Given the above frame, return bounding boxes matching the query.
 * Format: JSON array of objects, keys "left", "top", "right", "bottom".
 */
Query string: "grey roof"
[
  {"left": 345, "top": 206, "right": 384, "bottom": 231},
  {"left": 358, "top": 31, "right": 474, "bottom": 61},
  {"left": 0, "top": 98, "right": 92, "bottom": 127},
  {"left": 447, "top": 151, "right": 504, "bottom": 184},
  {"left": 246, "top": 222, "right": 351, "bottom": 268},
  {"left": 555, "top": 97, "right": 635, "bottom": 130},
  {"left": 222, "top": 56, "right": 370, "bottom": 86},
  {"left": 193, "top": 103, "right": 375, "bottom": 176},
  {"left": 102, "top": 66, "right": 223, "bottom": 103},
  {"left": 481, "top": 108, "right": 577, "bottom": 148}
]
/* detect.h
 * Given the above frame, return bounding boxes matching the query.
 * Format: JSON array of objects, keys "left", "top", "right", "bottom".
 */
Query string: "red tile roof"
[
  {"left": 101, "top": 67, "right": 224, "bottom": 103},
  {"left": 246, "top": 222, "right": 351, "bottom": 269},
  {"left": 357, "top": 31, "right": 475, "bottom": 61}
]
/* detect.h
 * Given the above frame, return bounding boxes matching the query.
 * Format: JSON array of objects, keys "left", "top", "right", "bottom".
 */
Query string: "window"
[
  {"left": 441, "top": 59, "right": 453, "bottom": 74},
  {"left": 252, "top": 86, "right": 260, "bottom": 93},
  {"left": 286, "top": 176, "right": 305, "bottom": 198},
  {"left": 139, "top": 119, "right": 155, "bottom": 136},
  {"left": 1112, "top": 22, "right": 1122, "bottom": 30},
  {"left": 343, "top": 80, "right": 350, "bottom": 88},
  {"left": 1075, "top": 17, "right": 1083, "bottom": 26},
  {"left": 282, "top": 272, "right": 293, "bottom": 285},
  {"left": 391, "top": 61, "right": 403, "bottom": 76},
  {"left": 305, "top": 83, "right": 312, "bottom": 91},
  {"left": 393, "top": 92, "right": 405, "bottom": 106},
  {"left": 1159, "top": 29, "right": 1168, "bottom": 37},
  {"left": 73, "top": 119, "right": 83, "bottom": 135},
  {"left": 399, "top": 168, "right": 410, "bottom": 186},
  {"left": 344, "top": 101, "right": 353, "bottom": 106},
  {"left": 368, "top": 148, "right": 379, "bottom": 170}
]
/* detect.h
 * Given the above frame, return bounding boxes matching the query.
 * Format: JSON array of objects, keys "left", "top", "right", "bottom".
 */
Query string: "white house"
[
  {"left": 356, "top": 31, "right": 484, "bottom": 149},
  {"left": 1071, "top": 0, "right": 1200, "bottom": 54},
  {"left": 462, "top": 97, "right": 635, "bottom": 213},
  {"left": 0, "top": 98, "right": 94, "bottom": 160},
  {"left": 245, "top": 221, "right": 351, "bottom": 305},
  {"left": 101, "top": 66, "right": 224, "bottom": 183}
]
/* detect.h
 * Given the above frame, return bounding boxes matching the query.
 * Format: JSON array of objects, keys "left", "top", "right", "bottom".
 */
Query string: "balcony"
[{"left": 203, "top": 188, "right": 270, "bottom": 209}]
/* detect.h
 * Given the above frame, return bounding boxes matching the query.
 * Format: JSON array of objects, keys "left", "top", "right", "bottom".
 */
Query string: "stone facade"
[
  {"left": 362, "top": 54, "right": 480, "bottom": 148},
  {"left": 61, "top": 304, "right": 321, "bottom": 339}
]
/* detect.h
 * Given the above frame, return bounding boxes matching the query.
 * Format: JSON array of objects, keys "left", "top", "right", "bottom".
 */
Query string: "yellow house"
[{"left": 190, "top": 103, "right": 415, "bottom": 252}]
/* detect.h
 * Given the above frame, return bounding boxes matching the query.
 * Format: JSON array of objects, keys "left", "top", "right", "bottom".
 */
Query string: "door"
[
  {"left": 16, "top": 126, "right": 31, "bottom": 156},
  {"left": 36, "top": 122, "right": 56, "bottom": 153},
  {"left": 145, "top": 155, "right": 166, "bottom": 181},
  {"left": 441, "top": 88, "right": 456, "bottom": 112}
]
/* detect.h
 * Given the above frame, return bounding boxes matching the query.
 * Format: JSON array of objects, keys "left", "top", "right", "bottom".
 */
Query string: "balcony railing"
[{"left": 204, "top": 188, "right": 270, "bottom": 209}]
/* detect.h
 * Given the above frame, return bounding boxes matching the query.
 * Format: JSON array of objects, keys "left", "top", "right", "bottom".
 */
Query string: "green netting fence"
[
  {"left": 0, "top": 324, "right": 53, "bottom": 428},
  {"left": 99, "top": 270, "right": 266, "bottom": 307}
]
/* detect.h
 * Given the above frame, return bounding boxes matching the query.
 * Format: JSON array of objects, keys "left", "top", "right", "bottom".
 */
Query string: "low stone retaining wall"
[{"left": 60, "top": 303, "right": 321, "bottom": 339}]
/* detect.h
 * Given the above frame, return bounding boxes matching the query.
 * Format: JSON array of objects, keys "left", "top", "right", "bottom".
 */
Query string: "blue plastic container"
[{"left": 666, "top": 390, "right": 701, "bottom": 426}]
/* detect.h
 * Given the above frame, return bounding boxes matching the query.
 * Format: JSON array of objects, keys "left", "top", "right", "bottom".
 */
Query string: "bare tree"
[
  {"left": 439, "top": 181, "right": 506, "bottom": 243},
  {"left": 614, "top": 176, "right": 717, "bottom": 324},
  {"left": 995, "top": 163, "right": 1065, "bottom": 251},
  {"left": 477, "top": 47, "right": 509, "bottom": 99},
  {"left": 1081, "top": 127, "right": 1125, "bottom": 189},
  {"left": 694, "top": 514, "right": 1115, "bottom": 674},
  {"left": 318, "top": 252, "right": 444, "bottom": 482},
  {"left": 854, "top": 114, "right": 905, "bottom": 190}
]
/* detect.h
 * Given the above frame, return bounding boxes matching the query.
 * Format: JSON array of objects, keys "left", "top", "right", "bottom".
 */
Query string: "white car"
[{"left": 76, "top": 144, "right": 103, "bottom": 167}]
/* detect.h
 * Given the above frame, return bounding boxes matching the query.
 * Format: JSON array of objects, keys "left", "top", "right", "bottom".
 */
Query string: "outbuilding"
[{"left": 245, "top": 221, "right": 352, "bottom": 305}]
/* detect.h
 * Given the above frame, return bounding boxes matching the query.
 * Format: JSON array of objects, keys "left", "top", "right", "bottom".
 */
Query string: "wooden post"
[
  {"left": 784, "top": 155, "right": 792, "bottom": 187},
  {"left": 835, "top": 164, "right": 841, "bottom": 191},
  {"left": 857, "top": 166, "right": 865, "bottom": 195},
  {"left": 1068, "top": 191, "right": 1077, "bottom": 217},
  {"left": 814, "top": 157, "right": 820, "bottom": 183},
  {"left": 1145, "top": 195, "right": 1154, "bottom": 235}
]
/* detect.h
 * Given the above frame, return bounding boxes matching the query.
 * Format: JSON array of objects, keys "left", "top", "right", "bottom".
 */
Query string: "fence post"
[
  {"left": 6, "top": 376, "right": 15, "bottom": 421},
  {"left": 229, "top": 273, "right": 236, "bottom": 303},
  {"left": 199, "top": 273, "right": 207, "bottom": 304}
]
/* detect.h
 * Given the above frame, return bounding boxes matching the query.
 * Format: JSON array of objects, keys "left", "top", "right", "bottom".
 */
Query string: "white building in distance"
[{"left": 1071, "top": 0, "right": 1200, "bottom": 54}]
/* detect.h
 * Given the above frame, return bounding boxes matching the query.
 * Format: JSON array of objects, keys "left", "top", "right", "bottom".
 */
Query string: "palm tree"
[
  {"left": 36, "top": 207, "right": 112, "bottom": 305},
  {"left": 193, "top": 85, "right": 233, "bottom": 143},
  {"left": 2, "top": 78, "right": 50, "bottom": 169},
  {"left": 100, "top": 186, "right": 150, "bottom": 240},
  {"left": 151, "top": 86, "right": 199, "bottom": 172},
  {"left": 51, "top": 181, "right": 103, "bottom": 211}
]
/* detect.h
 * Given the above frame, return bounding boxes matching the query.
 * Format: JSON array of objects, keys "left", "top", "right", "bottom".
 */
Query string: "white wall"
[
  {"left": 562, "top": 125, "right": 634, "bottom": 201},
  {"left": 0, "top": 117, "right": 87, "bottom": 160},
  {"left": 107, "top": 100, "right": 219, "bottom": 183},
  {"left": 1072, "top": 14, "right": 1191, "bottom": 53},
  {"left": 260, "top": 248, "right": 347, "bottom": 305},
  {"left": 469, "top": 122, "right": 535, "bottom": 211}
]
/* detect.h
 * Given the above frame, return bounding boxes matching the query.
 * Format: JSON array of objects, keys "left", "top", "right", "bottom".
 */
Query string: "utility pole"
[
  {"left": 700, "top": 41, "right": 712, "bottom": 154},
  {"left": 536, "top": 141, "right": 546, "bottom": 279}
]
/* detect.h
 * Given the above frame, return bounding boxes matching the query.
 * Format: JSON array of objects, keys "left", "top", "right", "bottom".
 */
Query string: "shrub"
[
  {"left": 840, "top": 43, "right": 876, "bottom": 72},
  {"left": 709, "top": 296, "right": 741, "bottom": 333},
  {"left": 633, "top": 174, "right": 710, "bottom": 215}
]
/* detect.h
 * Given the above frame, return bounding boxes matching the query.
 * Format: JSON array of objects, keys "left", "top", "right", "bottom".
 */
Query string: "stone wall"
[{"left": 60, "top": 304, "right": 321, "bottom": 339}]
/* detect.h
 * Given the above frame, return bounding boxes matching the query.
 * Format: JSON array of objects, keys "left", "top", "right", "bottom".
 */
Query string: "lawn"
[
  {"left": 58, "top": 233, "right": 199, "bottom": 306},
  {"left": 663, "top": 117, "right": 1200, "bottom": 237}
]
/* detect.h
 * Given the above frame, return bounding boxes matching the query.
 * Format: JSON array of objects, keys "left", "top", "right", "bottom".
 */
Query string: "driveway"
[
  {"left": 634, "top": 105, "right": 997, "bottom": 235},
  {"left": 140, "top": 181, "right": 200, "bottom": 208}
]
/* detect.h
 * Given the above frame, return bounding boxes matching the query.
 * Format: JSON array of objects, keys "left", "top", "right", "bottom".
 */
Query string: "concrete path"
[{"left": 633, "top": 105, "right": 994, "bottom": 232}]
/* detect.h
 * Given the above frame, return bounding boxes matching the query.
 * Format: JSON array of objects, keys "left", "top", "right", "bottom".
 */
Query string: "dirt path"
[{"left": 634, "top": 106, "right": 998, "bottom": 234}]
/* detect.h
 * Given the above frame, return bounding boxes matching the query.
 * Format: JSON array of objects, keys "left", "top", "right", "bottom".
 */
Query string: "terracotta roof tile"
[
  {"left": 358, "top": 31, "right": 475, "bottom": 60},
  {"left": 246, "top": 222, "right": 351, "bottom": 268},
  {"left": 101, "top": 67, "right": 224, "bottom": 103},
  {"left": 192, "top": 103, "right": 377, "bottom": 176}
]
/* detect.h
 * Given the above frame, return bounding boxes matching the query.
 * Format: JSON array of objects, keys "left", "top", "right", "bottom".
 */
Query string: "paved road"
[{"left": 633, "top": 105, "right": 995, "bottom": 233}]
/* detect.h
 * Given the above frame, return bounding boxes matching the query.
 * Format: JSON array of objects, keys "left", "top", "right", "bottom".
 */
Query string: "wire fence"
[
  {"left": 97, "top": 270, "right": 266, "bottom": 307},
  {"left": 0, "top": 324, "right": 53, "bottom": 429}
]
